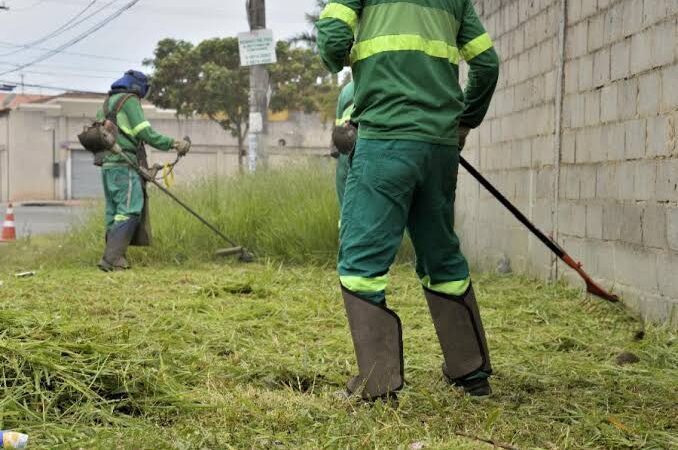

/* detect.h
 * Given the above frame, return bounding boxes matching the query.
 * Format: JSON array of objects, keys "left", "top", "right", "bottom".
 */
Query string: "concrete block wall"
[{"left": 459, "top": 0, "right": 678, "bottom": 326}]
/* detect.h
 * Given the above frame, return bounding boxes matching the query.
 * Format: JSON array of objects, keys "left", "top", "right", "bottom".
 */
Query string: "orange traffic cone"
[{"left": 1, "top": 203, "right": 16, "bottom": 242}]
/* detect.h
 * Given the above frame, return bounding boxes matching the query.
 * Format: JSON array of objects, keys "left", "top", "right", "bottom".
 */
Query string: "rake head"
[{"left": 562, "top": 254, "right": 619, "bottom": 303}]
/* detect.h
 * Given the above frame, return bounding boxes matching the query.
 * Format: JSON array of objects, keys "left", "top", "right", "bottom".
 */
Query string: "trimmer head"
[
  {"left": 239, "top": 249, "right": 255, "bottom": 263},
  {"left": 215, "top": 246, "right": 255, "bottom": 263}
]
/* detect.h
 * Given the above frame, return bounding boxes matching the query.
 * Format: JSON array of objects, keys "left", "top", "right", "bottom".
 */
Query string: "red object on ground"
[{"left": 1, "top": 203, "right": 16, "bottom": 241}]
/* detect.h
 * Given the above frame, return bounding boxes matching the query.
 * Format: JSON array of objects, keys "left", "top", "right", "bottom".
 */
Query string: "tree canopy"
[{"left": 144, "top": 37, "right": 338, "bottom": 158}]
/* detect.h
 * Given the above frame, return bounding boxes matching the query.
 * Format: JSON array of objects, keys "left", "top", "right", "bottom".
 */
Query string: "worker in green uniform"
[
  {"left": 317, "top": 0, "right": 500, "bottom": 401},
  {"left": 332, "top": 80, "right": 355, "bottom": 207},
  {"left": 97, "top": 70, "right": 191, "bottom": 272}
]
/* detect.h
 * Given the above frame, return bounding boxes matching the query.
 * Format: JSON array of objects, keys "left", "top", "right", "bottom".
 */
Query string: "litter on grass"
[
  {"left": 14, "top": 271, "right": 35, "bottom": 278},
  {"left": 0, "top": 431, "right": 29, "bottom": 449}
]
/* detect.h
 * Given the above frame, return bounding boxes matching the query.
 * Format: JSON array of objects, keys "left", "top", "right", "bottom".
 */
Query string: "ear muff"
[{"left": 125, "top": 70, "right": 150, "bottom": 97}]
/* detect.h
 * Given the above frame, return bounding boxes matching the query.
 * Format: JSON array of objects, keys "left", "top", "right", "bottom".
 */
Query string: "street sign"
[
  {"left": 238, "top": 29, "right": 277, "bottom": 67},
  {"left": 249, "top": 112, "right": 263, "bottom": 133}
]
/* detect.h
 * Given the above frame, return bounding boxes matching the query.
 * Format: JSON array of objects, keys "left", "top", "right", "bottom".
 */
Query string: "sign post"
[
  {"left": 241, "top": 0, "right": 272, "bottom": 173},
  {"left": 238, "top": 29, "right": 277, "bottom": 67}
]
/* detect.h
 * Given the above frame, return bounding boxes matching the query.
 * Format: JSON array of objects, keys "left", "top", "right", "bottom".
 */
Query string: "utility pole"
[
  {"left": 246, "top": 0, "right": 269, "bottom": 172},
  {"left": 20, "top": 74, "right": 25, "bottom": 95}
]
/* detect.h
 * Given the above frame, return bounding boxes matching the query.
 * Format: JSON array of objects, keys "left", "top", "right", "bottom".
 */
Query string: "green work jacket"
[
  {"left": 317, "top": 0, "right": 500, "bottom": 145},
  {"left": 96, "top": 93, "right": 175, "bottom": 165}
]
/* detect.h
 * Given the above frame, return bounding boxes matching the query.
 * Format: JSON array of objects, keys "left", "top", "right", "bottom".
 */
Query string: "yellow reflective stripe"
[
  {"left": 460, "top": 33, "right": 493, "bottom": 61},
  {"left": 358, "top": 2, "right": 459, "bottom": 46},
  {"left": 340, "top": 275, "right": 389, "bottom": 293},
  {"left": 130, "top": 121, "right": 151, "bottom": 137},
  {"left": 118, "top": 124, "right": 134, "bottom": 136},
  {"left": 114, "top": 214, "right": 129, "bottom": 222},
  {"left": 351, "top": 34, "right": 460, "bottom": 65},
  {"left": 335, "top": 104, "right": 354, "bottom": 125},
  {"left": 319, "top": 3, "right": 358, "bottom": 34},
  {"left": 421, "top": 275, "right": 471, "bottom": 296}
]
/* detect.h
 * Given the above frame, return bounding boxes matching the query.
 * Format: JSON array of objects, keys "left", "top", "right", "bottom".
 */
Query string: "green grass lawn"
[{"left": 0, "top": 259, "right": 675, "bottom": 449}]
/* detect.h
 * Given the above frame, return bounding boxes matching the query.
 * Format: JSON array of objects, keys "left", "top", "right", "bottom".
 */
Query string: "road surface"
[{"left": 1, "top": 203, "right": 92, "bottom": 238}]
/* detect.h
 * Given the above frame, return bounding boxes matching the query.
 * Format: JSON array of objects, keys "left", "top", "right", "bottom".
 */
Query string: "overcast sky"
[{"left": 0, "top": 0, "right": 318, "bottom": 94}]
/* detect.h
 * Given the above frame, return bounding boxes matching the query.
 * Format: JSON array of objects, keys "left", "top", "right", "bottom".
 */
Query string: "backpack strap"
[
  {"left": 103, "top": 93, "right": 135, "bottom": 124},
  {"left": 104, "top": 93, "right": 140, "bottom": 150}
]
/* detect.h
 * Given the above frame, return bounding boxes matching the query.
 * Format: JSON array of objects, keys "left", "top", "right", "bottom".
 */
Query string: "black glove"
[{"left": 332, "top": 122, "right": 358, "bottom": 155}]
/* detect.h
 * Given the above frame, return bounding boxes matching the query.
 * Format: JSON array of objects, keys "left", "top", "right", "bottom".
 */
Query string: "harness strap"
[{"left": 103, "top": 93, "right": 134, "bottom": 122}]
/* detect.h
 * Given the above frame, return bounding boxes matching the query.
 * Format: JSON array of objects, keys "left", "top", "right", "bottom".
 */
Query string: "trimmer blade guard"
[
  {"left": 215, "top": 246, "right": 255, "bottom": 263},
  {"left": 215, "top": 247, "right": 243, "bottom": 257}
]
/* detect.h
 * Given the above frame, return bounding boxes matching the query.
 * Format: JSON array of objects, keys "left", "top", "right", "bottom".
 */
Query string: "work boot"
[
  {"left": 452, "top": 374, "right": 492, "bottom": 397},
  {"left": 341, "top": 286, "right": 404, "bottom": 403},
  {"left": 98, "top": 217, "right": 139, "bottom": 272},
  {"left": 97, "top": 255, "right": 130, "bottom": 272},
  {"left": 424, "top": 284, "right": 493, "bottom": 397}
]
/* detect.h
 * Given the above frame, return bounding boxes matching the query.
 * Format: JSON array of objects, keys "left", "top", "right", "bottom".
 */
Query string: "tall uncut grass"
[
  {"left": 137, "top": 161, "right": 343, "bottom": 265},
  {"left": 7, "top": 162, "right": 402, "bottom": 269},
  {"left": 7, "top": 161, "right": 415, "bottom": 269}
]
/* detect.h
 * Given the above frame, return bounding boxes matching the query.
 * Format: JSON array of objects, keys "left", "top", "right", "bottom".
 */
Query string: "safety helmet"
[{"left": 111, "top": 70, "right": 151, "bottom": 98}]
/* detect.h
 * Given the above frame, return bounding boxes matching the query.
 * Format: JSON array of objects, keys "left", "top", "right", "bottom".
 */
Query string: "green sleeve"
[
  {"left": 316, "top": 1, "right": 362, "bottom": 73},
  {"left": 121, "top": 97, "right": 175, "bottom": 151},
  {"left": 457, "top": 0, "right": 500, "bottom": 129},
  {"left": 335, "top": 81, "right": 355, "bottom": 124},
  {"left": 335, "top": 87, "right": 346, "bottom": 121}
]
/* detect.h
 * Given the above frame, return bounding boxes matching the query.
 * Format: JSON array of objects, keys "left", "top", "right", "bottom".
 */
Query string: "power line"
[
  {"left": 0, "top": 78, "right": 104, "bottom": 93},
  {"left": 0, "top": 0, "right": 103, "bottom": 57},
  {"left": 14, "top": 0, "right": 230, "bottom": 17},
  {"left": 0, "top": 0, "right": 142, "bottom": 76},
  {"left": 4, "top": 0, "right": 49, "bottom": 11},
  {"left": 0, "top": 40, "right": 138, "bottom": 63},
  {"left": 13, "top": 68, "right": 114, "bottom": 79},
  {"left": 0, "top": 60, "right": 123, "bottom": 75}
]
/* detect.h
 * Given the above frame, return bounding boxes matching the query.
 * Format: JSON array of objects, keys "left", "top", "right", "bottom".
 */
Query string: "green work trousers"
[
  {"left": 103, "top": 165, "right": 144, "bottom": 231},
  {"left": 336, "top": 153, "right": 350, "bottom": 207},
  {"left": 338, "top": 139, "right": 470, "bottom": 303}
]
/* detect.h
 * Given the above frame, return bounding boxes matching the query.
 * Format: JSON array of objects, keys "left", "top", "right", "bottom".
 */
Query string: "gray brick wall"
[{"left": 459, "top": 0, "right": 678, "bottom": 327}]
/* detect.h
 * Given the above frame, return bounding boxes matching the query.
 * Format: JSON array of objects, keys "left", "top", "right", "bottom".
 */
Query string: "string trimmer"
[
  {"left": 111, "top": 141, "right": 254, "bottom": 263},
  {"left": 459, "top": 156, "right": 618, "bottom": 303}
]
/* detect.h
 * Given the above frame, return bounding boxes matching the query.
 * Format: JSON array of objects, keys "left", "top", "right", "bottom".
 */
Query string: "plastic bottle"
[{"left": 0, "top": 431, "right": 29, "bottom": 449}]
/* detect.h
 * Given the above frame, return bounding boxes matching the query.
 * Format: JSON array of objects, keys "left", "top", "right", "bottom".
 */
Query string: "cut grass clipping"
[
  {"left": 0, "top": 164, "right": 676, "bottom": 449},
  {"left": 0, "top": 266, "right": 675, "bottom": 449}
]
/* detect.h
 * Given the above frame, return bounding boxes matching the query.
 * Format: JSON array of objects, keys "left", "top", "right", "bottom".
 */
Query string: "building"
[
  {"left": 0, "top": 93, "right": 332, "bottom": 202},
  {"left": 0, "top": 93, "right": 50, "bottom": 109}
]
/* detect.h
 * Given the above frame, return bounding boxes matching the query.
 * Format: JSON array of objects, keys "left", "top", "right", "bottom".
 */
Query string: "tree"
[
  {"left": 269, "top": 41, "right": 336, "bottom": 121},
  {"left": 287, "top": 0, "right": 342, "bottom": 121},
  {"left": 144, "top": 37, "right": 333, "bottom": 167},
  {"left": 289, "top": 0, "right": 327, "bottom": 48},
  {"left": 144, "top": 38, "right": 249, "bottom": 164}
]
